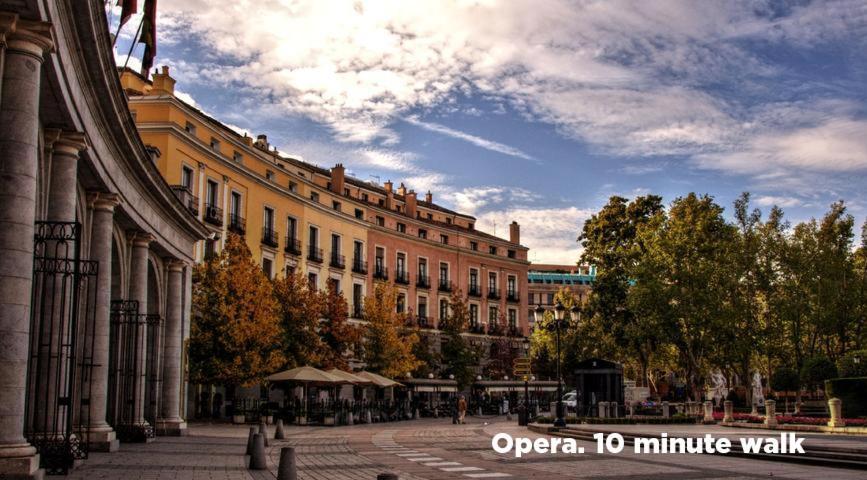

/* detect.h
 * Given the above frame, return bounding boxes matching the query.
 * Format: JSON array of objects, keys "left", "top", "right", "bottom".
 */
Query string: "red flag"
[
  {"left": 139, "top": 0, "right": 157, "bottom": 76},
  {"left": 118, "top": 0, "right": 138, "bottom": 28}
]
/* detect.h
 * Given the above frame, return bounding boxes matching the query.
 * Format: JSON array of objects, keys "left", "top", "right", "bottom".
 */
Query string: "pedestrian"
[{"left": 458, "top": 395, "right": 468, "bottom": 424}]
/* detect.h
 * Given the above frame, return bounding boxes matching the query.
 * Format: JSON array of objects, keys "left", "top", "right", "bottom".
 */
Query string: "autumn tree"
[
  {"left": 362, "top": 282, "right": 421, "bottom": 378},
  {"left": 272, "top": 272, "right": 324, "bottom": 368},
  {"left": 319, "top": 280, "right": 362, "bottom": 369},
  {"left": 441, "top": 290, "right": 480, "bottom": 389},
  {"left": 189, "top": 234, "right": 285, "bottom": 389}
]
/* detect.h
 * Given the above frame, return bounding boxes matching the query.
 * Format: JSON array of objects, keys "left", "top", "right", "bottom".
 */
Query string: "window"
[
  {"left": 489, "top": 245, "right": 497, "bottom": 255},
  {"left": 230, "top": 191, "right": 242, "bottom": 217},
  {"left": 469, "top": 223, "right": 474, "bottom": 230},
  {"left": 469, "top": 304, "right": 479, "bottom": 327},
  {"left": 233, "top": 151, "right": 243, "bottom": 163},
  {"left": 446, "top": 218, "right": 452, "bottom": 224},
  {"left": 352, "top": 284, "right": 363, "bottom": 317},
  {"left": 266, "top": 170, "right": 275, "bottom": 181},
  {"left": 439, "top": 299, "right": 449, "bottom": 321},
  {"left": 488, "top": 271, "right": 497, "bottom": 291},
  {"left": 343, "top": 187, "right": 350, "bottom": 196},
  {"left": 333, "top": 200, "right": 341, "bottom": 211},
  {"left": 181, "top": 166, "right": 193, "bottom": 190},
  {"left": 287, "top": 217, "right": 297, "bottom": 242},
  {"left": 547, "top": 293, "right": 554, "bottom": 305},
  {"left": 489, "top": 306, "right": 498, "bottom": 324},
  {"left": 396, "top": 222, "right": 406, "bottom": 233},
  {"left": 331, "top": 233, "right": 341, "bottom": 256},
  {"left": 285, "top": 264, "right": 296, "bottom": 276},
  {"left": 396, "top": 293, "right": 406, "bottom": 314},
  {"left": 308, "top": 272, "right": 318, "bottom": 290},
  {"left": 469, "top": 268, "right": 479, "bottom": 292},
  {"left": 376, "top": 216, "right": 385, "bottom": 227},
  {"left": 328, "top": 277, "right": 340, "bottom": 293},
  {"left": 418, "top": 297, "right": 427, "bottom": 319},
  {"left": 210, "top": 137, "right": 220, "bottom": 151},
  {"left": 396, "top": 252, "right": 406, "bottom": 275},
  {"left": 184, "top": 121, "right": 196, "bottom": 135},
  {"left": 310, "top": 191, "right": 319, "bottom": 202},
  {"left": 204, "top": 239, "right": 216, "bottom": 259},
  {"left": 440, "top": 234, "right": 449, "bottom": 245},
  {"left": 469, "top": 241, "right": 478, "bottom": 251},
  {"left": 439, "top": 262, "right": 449, "bottom": 284},
  {"left": 262, "top": 258, "right": 273, "bottom": 278},
  {"left": 289, "top": 181, "right": 298, "bottom": 192},
  {"left": 427, "top": 213, "right": 433, "bottom": 220},
  {"left": 263, "top": 207, "right": 274, "bottom": 231},
  {"left": 375, "top": 246, "right": 385, "bottom": 273},
  {"left": 508, "top": 309, "right": 517, "bottom": 329},
  {"left": 418, "top": 229, "right": 427, "bottom": 239},
  {"left": 508, "top": 276, "right": 516, "bottom": 297},
  {"left": 361, "top": 193, "right": 369, "bottom": 202},
  {"left": 355, "top": 208, "right": 364, "bottom": 219},
  {"left": 507, "top": 249, "right": 516, "bottom": 259},
  {"left": 206, "top": 179, "right": 218, "bottom": 206},
  {"left": 378, "top": 199, "right": 384, "bottom": 206},
  {"left": 418, "top": 258, "right": 427, "bottom": 278}
]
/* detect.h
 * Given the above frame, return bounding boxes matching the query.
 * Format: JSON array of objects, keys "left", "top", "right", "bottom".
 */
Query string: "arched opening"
[{"left": 144, "top": 261, "right": 163, "bottom": 426}]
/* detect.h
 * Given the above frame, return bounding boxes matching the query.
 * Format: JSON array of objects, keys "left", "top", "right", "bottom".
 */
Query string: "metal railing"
[
  {"left": 416, "top": 275, "right": 430, "bottom": 289},
  {"left": 468, "top": 284, "right": 481, "bottom": 297},
  {"left": 438, "top": 279, "right": 453, "bottom": 292},
  {"left": 203, "top": 203, "right": 223, "bottom": 226},
  {"left": 228, "top": 213, "right": 246, "bottom": 235},
  {"left": 395, "top": 269, "right": 410, "bottom": 285},
  {"left": 307, "top": 246, "right": 323, "bottom": 263},
  {"left": 261, "top": 227, "right": 278, "bottom": 248},
  {"left": 507, "top": 290, "right": 520, "bottom": 303},
  {"left": 170, "top": 185, "right": 199, "bottom": 216},
  {"left": 284, "top": 238, "right": 302, "bottom": 255},
  {"left": 487, "top": 287, "right": 500, "bottom": 300},
  {"left": 374, "top": 264, "right": 388, "bottom": 280},
  {"left": 330, "top": 253, "right": 346, "bottom": 269},
  {"left": 352, "top": 258, "right": 368, "bottom": 274}
]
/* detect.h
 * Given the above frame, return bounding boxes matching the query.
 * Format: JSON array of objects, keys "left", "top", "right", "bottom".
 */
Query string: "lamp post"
[
  {"left": 522, "top": 336, "right": 531, "bottom": 408},
  {"left": 534, "top": 301, "right": 581, "bottom": 428}
]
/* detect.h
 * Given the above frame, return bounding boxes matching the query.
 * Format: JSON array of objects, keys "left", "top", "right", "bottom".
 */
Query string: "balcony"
[
  {"left": 468, "top": 284, "right": 481, "bottom": 297},
  {"left": 352, "top": 305, "right": 363, "bottom": 319},
  {"left": 438, "top": 279, "right": 453, "bottom": 293},
  {"left": 508, "top": 325, "right": 520, "bottom": 337},
  {"left": 507, "top": 290, "right": 520, "bottom": 303},
  {"left": 374, "top": 264, "right": 388, "bottom": 280},
  {"left": 488, "top": 323, "right": 504, "bottom": 336},
  {"left": 307, "top": 246, "right": 323, "bottom": 263},
  {"left": 284, "top": 238, "right": 302, "bottom": 255},
  {"left": 416, "top": 315, "right": 430, "bottom": 329},
  {"left": 416, "top": 275, "right": 430, "bottom": 289},
  {"left": 170, "top": 185, "right": 199, "bottom": 216},
  {"left": 261, "top": 227, "right": 278, "bottom": 248},
  {"left": 352, "top": 258, "right": 368, "bottom": 274},
  {"left": 487, "top": 287, "right": 500, "bottom": 300},
  {"left": 330, "top": 253, "right": 346, "bottom": 269},
  {"left": 203, "top": 203, "right": 223, "bottom": 227},
  {"left": 395, "top": 269, "right": 410, "bottom": 285},
  {"left": 469, "top": 323, "right": 485, "bottom": 334},
  {"left": 228, "top": 213, "right": 246, "bottom": 235}
]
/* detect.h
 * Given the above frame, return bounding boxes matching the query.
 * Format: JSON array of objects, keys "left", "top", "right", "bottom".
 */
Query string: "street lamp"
[
  {"left": 522, "top": 336, "right": 531, "bottom": 424},
  {"left": 534, "top": 300, "right": 581, "bottom": 428}
]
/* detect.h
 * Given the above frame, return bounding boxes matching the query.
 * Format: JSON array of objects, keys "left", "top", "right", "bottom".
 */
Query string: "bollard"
[
  {"left": 414, "top": 408, "right": 419, "bottom": 420},
  {"left": 260, "top": 421, "right": 270, "bottom": 447},
  {"left": 478, "top": 406, "right": 482, "bottom": 416},
  {"left": 249, "top": 433, "right": 267, "bottom": 470},
  {"left": 662, "top": 401, "right": 670, "bottom": 419},
  {"left": 377, "top": 473, "right": 399, "bottom": 480},
  {"left": 277, "top": 447, "right": 297, "bottom": 480},
  {"left": 245, "top": 425, "right": 259, "bottom": 455},
  {"left": 347, "top": 411, "right": 354, "bottom": 426},
  {"left": 723, "top": 400, "right": 734, "bottom": 423},
  {"left": 764, "top": 399, "right": 778, "bottom": 427},
  {"left": 750, "top": 401, "right": 758, "bottom": 416},
  {"left": 366, "top": 410, "right": 373, "bottom": 424},
  {"left": 703, "top": 401, "right": 714, "bottom": 423},
  {"left": 275, "top": 419, "right": 286, "bottom": 440},
  {"left": 828, "top": 398, "right": 845, "bottom": 428},
  {"left": 598, "top": 401, "right": 608, "bottom": 419}
]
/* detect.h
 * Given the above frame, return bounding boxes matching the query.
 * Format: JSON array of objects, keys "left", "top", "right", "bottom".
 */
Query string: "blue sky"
[{"left": 112, "top": 0, "right": 867, "bottom": 263}]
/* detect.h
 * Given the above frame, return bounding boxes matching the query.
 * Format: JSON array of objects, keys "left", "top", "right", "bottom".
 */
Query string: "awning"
[
  {"left": 327, "top": 369, "right": 373, "bottom": 385},
  {"left": 266, "top": 366, "right": 347, "bottom": 384},
  {"left": 355, "top": 371, "right": 403, "bottom": 388}
]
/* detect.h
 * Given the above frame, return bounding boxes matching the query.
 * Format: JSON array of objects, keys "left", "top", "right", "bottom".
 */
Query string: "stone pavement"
[{"left": 60, "top": 418, "right": 867, "bottom": 480}]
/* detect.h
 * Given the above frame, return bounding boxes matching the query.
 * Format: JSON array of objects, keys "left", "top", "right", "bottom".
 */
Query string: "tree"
[
  {"left": 319, "top": 280, "right": 361, "bottom": 369},
  {"left": 362, "top": 283, "right": 421, "bottom": 378},
  {"left": 411, "top": 332, "right": 441, "bottom": 378},
  {"left": 189, "top": 234, "right": 285, "bottom": 388},
  {"left": 441, "top": 290, "right": 480, "bottom": 389},
  {"left": 272, "top": 272, "right": 324, "bottom": 369},
  {"left": 800, "top": 355, "right": 838, "bottom": 391}
]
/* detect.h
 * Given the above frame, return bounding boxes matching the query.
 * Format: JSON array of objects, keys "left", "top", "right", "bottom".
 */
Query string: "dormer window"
[
  {"left": 233, "top": 151, "right": 243, "bottom": 163},
  {"left": 210, "top": 137, "right": 220, "bottom": 151},
  {"left": 185, "top": 122, "right": 196, "bottom": 135},
  {"left": 266, "top": 170, "right": 275, "bottom": 181}
]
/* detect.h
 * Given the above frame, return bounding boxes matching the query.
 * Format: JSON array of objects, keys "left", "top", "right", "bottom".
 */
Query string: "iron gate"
[
  {"left": 25, "top": 221, "right": 98, "bottom": 475},
  {"left": 144, "top": 313, "right": 164, "bottom": 428}
]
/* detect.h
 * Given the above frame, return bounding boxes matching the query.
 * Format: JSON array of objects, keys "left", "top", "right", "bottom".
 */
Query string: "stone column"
[
  {"left": 827, "top": 398, "right": 845, "bottom": 428},
  {"left": 128, "top": 232, "right": 154, "bottom": 428},
  {"left": 85, "top": 193, "right": 121, "bottom": 451},
  {"left": 0, "top": 18, "right": 53, "bottom": 480},
  {"left": 157, "top": 260, "right": 187, "bottom": 435},
  {"left": 661, "top": 401, "right": 670, "bottom": 418},
  {"left": 723, "top": 400, "right": 734, "bottom": 423},
  {"left": 764, "top": 399, "right": 777, "bottom": 427},
  {"left": 703, "top": 400, "right": 714, "bottom": 423}
]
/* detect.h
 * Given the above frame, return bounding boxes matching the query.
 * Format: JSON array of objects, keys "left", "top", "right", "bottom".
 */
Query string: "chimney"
[
  {"left": 254, "top": 134, "right": 269, "bottom": 150},
  {"left": 384, "top": 180, "right": 394, "bottom": 209},
  {"left": 509, "top": 221, "right": 520, "bottom": 244},
  {"left": 397, "top": 182, "right": 407, "bottom": 196},
  {"left": 242, "top": 133, "right": 253, "bottom": 147},
  {"left": 425, "top": 190, "right": 432, "bottom": 203},
  {"left": 151, "top": 66, "right": 176, "bottom": 95},
  {"left": 330, "top": 163, "right": 345, "bottom": 194},
  {"left": 406, "top": 190, "right": 417, "bottom": 218}
]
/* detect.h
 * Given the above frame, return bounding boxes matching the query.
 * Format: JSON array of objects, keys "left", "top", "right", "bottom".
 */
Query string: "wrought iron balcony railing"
[
  {"left": 330, "top": 253, "right": 346, "bottom": 269},
  {"left": 203, "top": 203, "right": 223, "bottom": 227},
  {"left": 438, "top": 279, "right": 453, "bottom": 293},
  {"left": 487, "top": 287, "right": 500, "bottom": 300},
  {"left": 507, "top": 290, "right": 520, "bottom": 303},
  {"left": 284, "top": 238, "right": 302, "bottom": 255},
  {"left": 416, "top": 315, "right": 430, "bottom": 329},
  {"left": 228, "top": 213, "right": 246, "bottom": 235},
  {"left": 170, "top": 185, "right": 199, "bottom": 217},
  {"left": 307, "top": 246, "right": 323, "bottom": 263},
  {"left": 374, "top": 264, "right": 388, "bottom": 280},
  {"left": 261, "top": 227, "right": 278, "bottom": 248},
  {"left": 468, "top": 284, "right": 481, "bottom": 297},
  {"left": 352, "top": 258, "right": 368, "bottom": 274},
  {"left": 416, "top": 275, "right": 430, "bottom": 289},
  {"left": 395, "top": 270, "right": 410, "bottom": 285}
]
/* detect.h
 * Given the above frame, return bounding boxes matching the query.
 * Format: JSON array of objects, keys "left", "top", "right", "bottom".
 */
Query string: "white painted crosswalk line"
[
  {"left": 424, "top": 461, "right": 461, "bottom": 467},
  {"left": 407, "top": 456, "right": 442, "bottom": 462},
  {"left": 464, "top": 473, "right": 511, "bottom": 478},
  {"left": 396, "top": 452, "right": 427, "bottom": 457},
  {"left": 441, "top": 466, "right": 484, "bottom": 472}
]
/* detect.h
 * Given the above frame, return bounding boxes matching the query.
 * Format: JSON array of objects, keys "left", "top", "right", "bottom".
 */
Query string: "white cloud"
[
  {"left": 403, "top": 116, "right": 536, "bottom": 161},
  {"left": 755, "top": 195, "right": 803, "bottom": 208},
  {"left": 475, "top": 206, "right": 594, "bottom": 264}
]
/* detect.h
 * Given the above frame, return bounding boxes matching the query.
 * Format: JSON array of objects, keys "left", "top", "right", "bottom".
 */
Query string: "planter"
[{"left": 232, "top": 414, "right": 246, "bottom": 424}]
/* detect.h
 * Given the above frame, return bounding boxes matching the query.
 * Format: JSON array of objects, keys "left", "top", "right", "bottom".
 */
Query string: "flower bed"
[
  {"left": 713, "top": 411, "right": 866, "bottom": 426},
  {"left": 534, "top": 415, "right": 698, "bottom": 425}
]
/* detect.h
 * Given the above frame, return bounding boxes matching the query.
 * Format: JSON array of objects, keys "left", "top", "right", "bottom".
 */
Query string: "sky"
[{"left": 111, "top": 0, "right": 867, "bottom": 264}]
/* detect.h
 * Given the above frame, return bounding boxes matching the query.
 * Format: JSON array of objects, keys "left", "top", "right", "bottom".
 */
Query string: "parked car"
[{"left": 562, "top": 390, "right": 578, "bottom": 408}]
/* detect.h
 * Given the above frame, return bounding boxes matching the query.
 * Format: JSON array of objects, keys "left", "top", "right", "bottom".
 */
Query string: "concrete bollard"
[
  {"left": 478, "top": 406, "right": 483, "bottom": 416},
  {"left": 260, "top": 421, "right": 270, "bottom": 447},
  {"left": 275, "top": 419, "right": 286, "bottom": 440},
  {"left": 828, "top": 398, "right": 845, "bottom": 427},
  {"left": 414, "top": 408, "right": 419, "bottom": 420},
  {"left": 750, "top": 402, "right": 758, "bottom": 416},
  {"left": 598, "top": 401, "right": 607, "bottom": 419},
  {"left": 347, "top": 411, "right": 354, "bottom": 426},
  {"left": 245, "top": 425, "right": 259, "bottom": 455},
  {"left": 277, "top": 447, "right": 297, "bottom": 480},
  {"left": 377, "top": 473, "right": 399, "bottom": 480},
  {"left": 662, "top": 401, "right": 670, "bottom": 419},
  {"left": 794, "top": 401, "right": 802, "bottom": 415},
  {"left": 723, "top": 400, "right": 734, "bottom": 423},
  {"left": 366, "top": 410, "right": 373, "bottom": 424},
  {"left": 249, "top": 433, "right": 267, "bottom": 470},
  {"left": 703, "top": 401, "right": 714, "bottom": 423},
  {"left": 764, "top": 399, "right": 778, "bottom": 427}
]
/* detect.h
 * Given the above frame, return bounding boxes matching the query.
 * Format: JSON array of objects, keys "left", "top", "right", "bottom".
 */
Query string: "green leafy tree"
[
  {"left": 319, "top": 280, "right": 362, "bottom": 369},
  {"left": 190, "top": 234, "right": 285, "bottom": 388},
  {"left": 800, "top": 355, "right": 838, "bottom": 391},
  {"left": 362, "top": 283, "right": 421, "bottom": 378},
  {"left": 441, "top": 290, "right": 480, "bottom": 389},
  {"left": 272, "top": 272, "right": 324, "bottom": 368}
]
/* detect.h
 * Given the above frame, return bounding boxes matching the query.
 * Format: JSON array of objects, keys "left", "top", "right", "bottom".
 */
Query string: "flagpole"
[{"left": 122, "top": 16, "right": 144, "bottom": 70}]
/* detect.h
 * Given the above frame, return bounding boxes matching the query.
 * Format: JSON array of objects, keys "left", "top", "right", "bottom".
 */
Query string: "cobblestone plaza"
[{"left": 62, "top": 419, "right": 866, "bottom": 480}]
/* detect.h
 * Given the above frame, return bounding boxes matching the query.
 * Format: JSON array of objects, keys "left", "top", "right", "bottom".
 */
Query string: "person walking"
[{"left": 457, "top": 395, "right": 468, "bottom": 424}]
